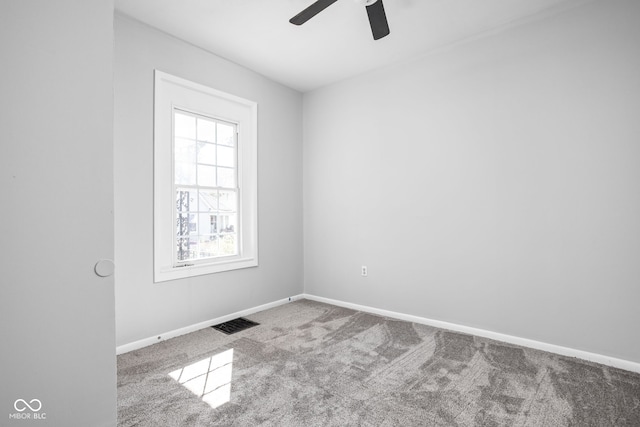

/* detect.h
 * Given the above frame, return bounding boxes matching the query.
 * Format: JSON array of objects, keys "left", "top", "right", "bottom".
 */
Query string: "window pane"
[
  {"left": 199, "top": 213, "right": 217, "bottom": 235},
  {"left": 217, "top": 123, "right": 234, "bottom": 146},
  {"left": 197, "top": 118, "right": 215, "bottom": 142},
  {"left": 175, "top": 113, "right": 196, "bottom": 139},
  {"left": 198, "top": 142, "right": 216, "bottom": 165},
  {"left": 176, "top": 213, "right": 198, "bottom": 236},
  {"left": 176, "top": 237, "right": 197, "bottom": 261},
  {"left": 198, "top": 190, "right": 218, "bottom": 212},
  {"left": 217, "top": 167, "right": 235, "bottom": 188},
  {"left": 198, "top": 165, "right": 216, "bottom": 187},
  {"left": 210, "top": 215, "right": 218, "bottom": 234},
  {"left": 217, "top": 145, "right": 234, "bottom": 168},
  {"left": 220, "top": 234, "right": 237, "bottom": 256},
  {"left": 199, "top": 235, "right": 220, "bottom": 258},
  {"left": 176, "top": 188, "right": 195, "bottom": 212},
  {"left": 175, "top": 162, "right": 196, "bottom": 185},
  {"left": 175, "top": 138, "right": 196, "bottom": 164},
  {"left": 176, "top": 213, "right": 197, "bottom": 237},
  {"left": 218, "top": 190, "right": 236, "bottom": 212},
  {"left": 176, "top": 214, "right": 190, "bottom": 237},
  {"left": 219, "top": 214, "right": 237, "bottom": 234}
]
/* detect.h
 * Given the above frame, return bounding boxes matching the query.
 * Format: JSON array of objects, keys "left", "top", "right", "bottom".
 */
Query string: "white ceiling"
[{"left": 114, "top": 0, "right": 591, "bottom": 92}]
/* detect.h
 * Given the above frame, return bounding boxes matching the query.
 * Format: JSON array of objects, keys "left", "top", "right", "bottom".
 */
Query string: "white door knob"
[{"left": 94, "top": 259, "right": 115, "bottom": 277}]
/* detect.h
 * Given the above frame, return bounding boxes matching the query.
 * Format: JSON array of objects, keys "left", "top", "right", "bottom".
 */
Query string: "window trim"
[{"left": 154, "top": 70, "right": 258, "bottom": 282}]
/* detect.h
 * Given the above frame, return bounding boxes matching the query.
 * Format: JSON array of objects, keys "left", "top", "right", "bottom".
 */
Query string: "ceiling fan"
[{"left": 290, "top": 0, "right": 390, "bottom": 40}]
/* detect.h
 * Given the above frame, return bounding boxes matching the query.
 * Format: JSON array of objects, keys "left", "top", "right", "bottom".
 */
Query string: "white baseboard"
[
  {"left": 116, "top": 294, "right": 304, "bottom": 355},
  {"left": 302, "top": 294, "right": 640, "bottom": 374},
  {"left": 116, "top": 292, "right": 640, "bottom": 374}
]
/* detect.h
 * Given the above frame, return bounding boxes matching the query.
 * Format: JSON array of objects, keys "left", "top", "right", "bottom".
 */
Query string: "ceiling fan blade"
[
  {"left": 366, "top": 0, "right": 390, "bottom": 40},
  {"left": 290, "top": 0, "right": 339, "bottom": 25}
]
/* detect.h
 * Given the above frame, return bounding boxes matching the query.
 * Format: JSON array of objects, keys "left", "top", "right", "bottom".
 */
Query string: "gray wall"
[
  {"left": 303, "top": 0, "right": 640, "bottom": 363},
  {"left": 1, "top": 1, "right": 116, "bottom": 426},
  {"left": 114, "top": 16, "right": 303, "bottom": 346}
]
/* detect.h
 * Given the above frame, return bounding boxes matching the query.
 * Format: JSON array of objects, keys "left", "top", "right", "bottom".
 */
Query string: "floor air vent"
[{"left": 211, "top": 317, "right": 260, "bottom": 335}]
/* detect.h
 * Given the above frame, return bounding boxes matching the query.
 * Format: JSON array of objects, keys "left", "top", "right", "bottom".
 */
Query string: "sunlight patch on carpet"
[{"left": 169, "top": 348, "right": 234, "bottom": 409}]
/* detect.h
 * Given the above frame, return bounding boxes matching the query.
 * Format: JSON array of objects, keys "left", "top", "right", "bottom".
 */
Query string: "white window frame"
[{"left": 154, "top": 70, "right": 258, "bottom": 282}]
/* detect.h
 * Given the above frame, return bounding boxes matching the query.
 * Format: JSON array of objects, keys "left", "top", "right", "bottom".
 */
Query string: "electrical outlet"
[{"left": 361, "top": 266, "right": 368, "bottom": 276}]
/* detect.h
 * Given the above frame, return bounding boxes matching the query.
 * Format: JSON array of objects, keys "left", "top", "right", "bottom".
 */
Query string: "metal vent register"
[{"left": 211, "top": 317, "right": 260, "bottom": 335}]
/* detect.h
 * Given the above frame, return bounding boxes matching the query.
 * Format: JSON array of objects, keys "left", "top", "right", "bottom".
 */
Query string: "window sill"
[{"left": 154, "top": 256, "right": 258, "bottom": 283}]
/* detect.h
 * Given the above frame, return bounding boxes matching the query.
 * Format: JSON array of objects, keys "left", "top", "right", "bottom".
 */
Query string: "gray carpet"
[{"left": 117, "top": 299, "right": 640, "bottom": 426}]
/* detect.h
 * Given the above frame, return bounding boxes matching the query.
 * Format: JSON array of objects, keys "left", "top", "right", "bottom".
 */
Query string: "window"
[
  {"left": 154, "top": 71, "right": 257, "bottom": 282},
  {"left": 174, "top": 112, "right": 238, "bottom": 262}
]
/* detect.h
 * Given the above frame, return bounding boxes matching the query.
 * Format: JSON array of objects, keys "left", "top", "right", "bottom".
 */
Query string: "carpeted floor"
[{"left": 117, "top": 299, "right": 640, "bottom": 426}]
